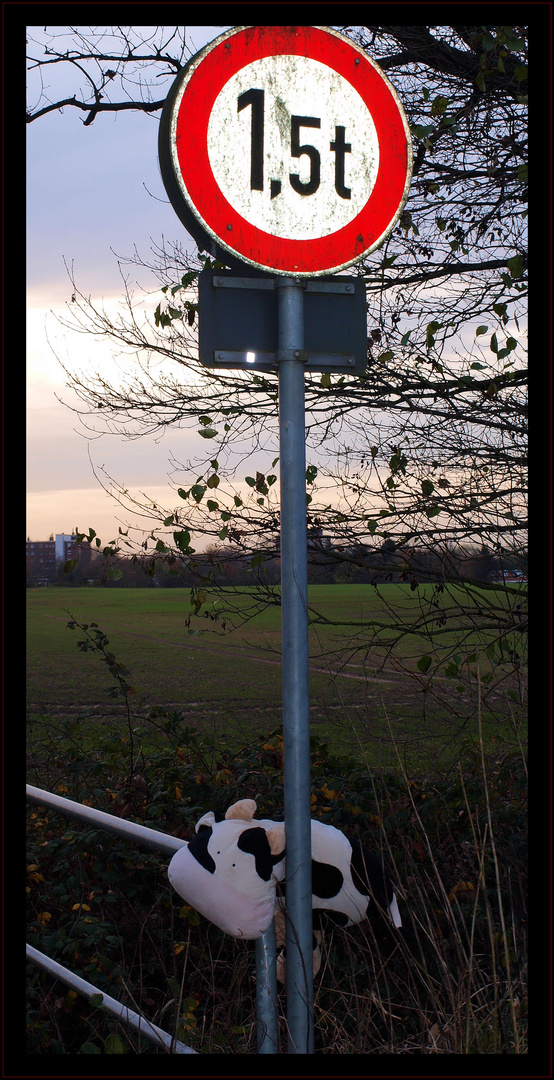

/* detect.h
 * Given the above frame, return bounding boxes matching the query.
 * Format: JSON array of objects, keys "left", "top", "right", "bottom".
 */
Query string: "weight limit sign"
[{"left": 159, "top": 25, "right": 412, "bottom": 277}]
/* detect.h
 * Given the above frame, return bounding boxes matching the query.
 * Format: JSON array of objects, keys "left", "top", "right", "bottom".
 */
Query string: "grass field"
[
  {"left": 27, "top": 583, "right": 527, "bottom": 775},
  {"left": 26, "top": 584, "right": 528, "bottom": 1055}
]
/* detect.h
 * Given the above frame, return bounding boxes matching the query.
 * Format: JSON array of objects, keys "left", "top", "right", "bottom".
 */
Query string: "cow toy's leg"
[{"left": 274, "top": 908, "right": 321, "bottom": 983}]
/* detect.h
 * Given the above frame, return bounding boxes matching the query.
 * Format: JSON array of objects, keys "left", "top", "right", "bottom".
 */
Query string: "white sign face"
[
  {"left": 160, "top": 26, "right": 412, "bottom": 276},
  {"left": 207, "top": 56, "right": 380, "bottom": 241}
]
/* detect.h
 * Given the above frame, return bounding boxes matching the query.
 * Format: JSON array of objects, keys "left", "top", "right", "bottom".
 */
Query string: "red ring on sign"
[{"left": 173, "top": 26, "right": 410, "bottom": 274}]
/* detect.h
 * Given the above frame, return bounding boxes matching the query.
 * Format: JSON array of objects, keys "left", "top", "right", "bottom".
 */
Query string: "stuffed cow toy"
[{"left": 168, "top": 798, "right": 401, "bottom": 978}]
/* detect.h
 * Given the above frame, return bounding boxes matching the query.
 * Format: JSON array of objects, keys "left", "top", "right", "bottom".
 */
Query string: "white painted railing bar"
[
  {"left": 26, "top": 784, "right": 279, "bottom": 1054},
  {"left": 26, "top": 784, "right": 186, "bottom": 856},
  {"left": 26, "top": 943, "right": 198, "bottom": 1054}
]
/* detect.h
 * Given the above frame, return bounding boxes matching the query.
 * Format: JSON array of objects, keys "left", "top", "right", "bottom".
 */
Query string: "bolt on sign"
[{"left": 159, "top": 25, "right": 412, "bottom": 277}]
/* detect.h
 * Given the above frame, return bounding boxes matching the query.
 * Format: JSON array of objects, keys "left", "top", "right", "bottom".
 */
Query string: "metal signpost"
[{"left": 159, "top": 25, "right": 412, "bottom": 1054}]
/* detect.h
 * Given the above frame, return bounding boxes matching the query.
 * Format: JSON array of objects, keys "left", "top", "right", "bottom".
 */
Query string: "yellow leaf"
[
  {"left": 175, "top": 784, "right": 182, "bottom": 800},
  {"left": 448, "top": 881, "right": 475, "bottom": 902}
]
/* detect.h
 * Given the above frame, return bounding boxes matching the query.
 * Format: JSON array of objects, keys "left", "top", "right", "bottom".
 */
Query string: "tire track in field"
[
  {"left": 37, "top": 613, "right": 392, "bottom": 684},
  {"left": 111, "top": 628, "right": 393, "bottom": 684}
]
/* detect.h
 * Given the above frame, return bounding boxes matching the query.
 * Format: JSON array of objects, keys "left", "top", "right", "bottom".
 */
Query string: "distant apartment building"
[{"left": 26, "top": 533, "right": 92, "bottom": 585}]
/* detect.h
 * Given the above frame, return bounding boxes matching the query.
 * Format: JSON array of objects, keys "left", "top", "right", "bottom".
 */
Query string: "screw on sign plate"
[{"left": 159, "top": 26, "right": 412, "bottom": 277}]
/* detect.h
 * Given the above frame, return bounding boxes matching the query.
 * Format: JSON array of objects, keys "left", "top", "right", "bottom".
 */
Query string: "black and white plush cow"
[{"left": 168, "top": 798, "right": 401, "bottom": 977}]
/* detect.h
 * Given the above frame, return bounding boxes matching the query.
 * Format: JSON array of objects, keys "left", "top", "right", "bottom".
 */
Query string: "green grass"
[{"left": 26, "top": 584, "right": 527, "bottom": 774}]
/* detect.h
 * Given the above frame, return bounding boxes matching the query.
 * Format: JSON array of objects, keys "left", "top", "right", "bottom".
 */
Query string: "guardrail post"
[{"left": 276, "top": 277, "right": 314, "bottom": 1054}]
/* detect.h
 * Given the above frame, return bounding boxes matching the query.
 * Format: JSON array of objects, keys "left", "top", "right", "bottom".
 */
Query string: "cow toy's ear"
[
  {"left": 266, "top": 823, "right": 286, "bottom": 857},
  {"left": 195, "top": 810, "right": 216, "bottom": 833},
  {"left": 225, "top": 798, "right": 257, "bottom": 821}
]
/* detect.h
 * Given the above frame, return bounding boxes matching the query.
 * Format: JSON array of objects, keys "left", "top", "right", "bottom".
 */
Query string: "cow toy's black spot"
[
  {"left": 349, "top": 837, "right": 393, "bottom": 909},
  {"left": 312, "top": 858, "right": 344, "bottom": 899},
  {"left": 237, "top": 827, "right": 274, "bottom": 881},
  {"left": 188, "top": 826, "right": 216, "bottom": 874}
]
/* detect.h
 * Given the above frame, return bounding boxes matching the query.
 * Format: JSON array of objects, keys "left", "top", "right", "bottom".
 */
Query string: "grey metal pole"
[
  {"left": 255, "top": 923, "right": 279, "bottom": 1053},
  {"left": 276, "top": 277, "right": 314, "bottom": 1055}
]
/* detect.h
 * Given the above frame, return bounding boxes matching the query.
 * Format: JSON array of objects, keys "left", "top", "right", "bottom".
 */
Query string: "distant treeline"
[{"left": 41, "top": 541, "right": 527, "bottom": 589}]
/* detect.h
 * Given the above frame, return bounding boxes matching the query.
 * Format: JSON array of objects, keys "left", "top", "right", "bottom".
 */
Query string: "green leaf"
[
  {"left": 163, "top": 515, "right": 174, "bottom": 527},
  {"left": 206, "top": 499, "right": 219, "bottom": 512},
  {"left": 320, "top": 373, "right": 331, "bottom": 388},
  {"left": 106, "top": 568, "right": 123, "bottom": 581},
  {"left": 89, "top": 994, "right": 104, "bottom": 1008},
  {"left": 426, "top": 321, "right": 440, "bottom": 348},
  {"left": 514, "top": 64, "right": 528, "bottom": 83},
  {"left": 104, "top": 1034, "right": 126, "bottom": 1054},
  {"left": 206, "top": 474, "right": 220, "bottom": 489},
  {"left": 198, "top": 428, "right": 218, "bottom": 439},
  {"left": 173, "top": 530, "right": 192, "bottom": 552},
  {"left": 475, "top": 325, "right": 488, "bottom": 336},
  {"left": 245, "top": 476, "right": 256, "bottom": 487},
  {"left": 411, "top": 123, "right": 434, "bottom": 139},
  {"left": 490, "top": 333, "right": 499, "bottom": 354},
  {"left": 64, "top": 559, "right": 78, "bottom": 575},
  {"left": 218, "top": 527, "right": 228, "bottom": 540},
  {"left": 155, "top": 540, "right": 167, "bottom": 553},
  {"left": 430, "top": 94, "right": 449, "bottom": 116},
  {"left": 191, "top": 485, "right": 206, "bottom": 503},
  {"left": 177, "top": 488, "right": 189, "bottom": 500},
  {"left": 506, "top": 254, "right": 523, "bottom": 278},
  {"left": 81, "top": 1042, "right": 102, "bottom": 1054},
  {"left": 417, "top": 655, "right": 432, "bottom": 673},
  {"left": 421, "top": 479, "right": 434, "bottom": 497}
]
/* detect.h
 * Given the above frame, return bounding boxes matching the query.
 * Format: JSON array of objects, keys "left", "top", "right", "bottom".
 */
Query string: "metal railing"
[{"left": 26, "top": 784, "right": 280, "bottom": 1054}]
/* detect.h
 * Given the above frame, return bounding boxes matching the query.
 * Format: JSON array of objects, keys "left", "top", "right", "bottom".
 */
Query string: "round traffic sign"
[{"left": 159, "top": 26, "right": 412, "bottom": 277}]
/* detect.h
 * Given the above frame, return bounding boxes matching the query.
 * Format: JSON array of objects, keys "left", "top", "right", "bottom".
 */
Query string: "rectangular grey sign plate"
[{"left": 198, "top": 268, "right": 367, "bottom": 372}]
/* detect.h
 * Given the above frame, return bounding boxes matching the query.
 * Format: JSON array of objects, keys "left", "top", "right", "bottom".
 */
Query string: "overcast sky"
[{"left": 26, "top": 26, "right": 230, "bottom": 544}]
